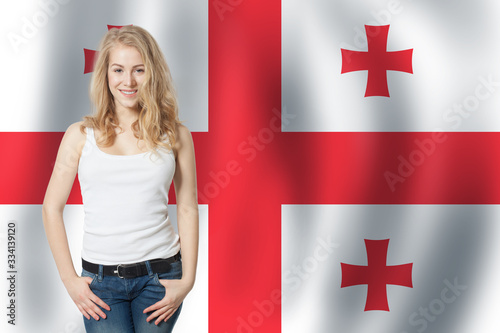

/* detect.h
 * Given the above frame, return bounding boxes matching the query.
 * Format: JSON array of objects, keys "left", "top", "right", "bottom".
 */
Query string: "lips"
[{"left": 119, "top": 89, "right": 137, "bottom": 97}]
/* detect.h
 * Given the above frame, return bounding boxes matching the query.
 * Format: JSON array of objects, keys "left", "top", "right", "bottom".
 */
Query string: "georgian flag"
[{"left": 1, "top": 1, "right": 500, "bottom": 333}]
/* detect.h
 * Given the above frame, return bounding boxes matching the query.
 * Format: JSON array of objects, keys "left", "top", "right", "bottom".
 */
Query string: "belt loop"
[
  {"left": 98, "top": 264, "right": 104, "bottom": 282},
  {"left": 144, "top": 260, "right": 154, "bottom": 277}
]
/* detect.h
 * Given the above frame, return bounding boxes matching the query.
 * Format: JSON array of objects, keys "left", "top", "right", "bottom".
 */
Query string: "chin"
[{"left": 117, "top": 101, "right": 139, "bottom": 110}]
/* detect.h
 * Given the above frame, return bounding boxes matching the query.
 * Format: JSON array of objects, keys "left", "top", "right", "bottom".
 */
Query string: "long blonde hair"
[{"left": 80, "top": 25, "right": 182, "bottom": 156}]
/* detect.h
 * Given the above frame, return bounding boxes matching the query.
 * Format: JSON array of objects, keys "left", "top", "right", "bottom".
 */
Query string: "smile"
[{"left": 119, "top": 89, "right": 137, "bottom": 96}]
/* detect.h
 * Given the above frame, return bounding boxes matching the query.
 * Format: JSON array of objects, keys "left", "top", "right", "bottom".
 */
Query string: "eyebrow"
[{"left": 109, "top": 63, "right": 145, "bottom": 68}]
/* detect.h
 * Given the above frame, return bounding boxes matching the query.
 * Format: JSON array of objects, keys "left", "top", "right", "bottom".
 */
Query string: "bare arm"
[
  {"left": 173, "top": 124, "right": 199, "bottom": 289},
  {"left": 144, "top": 123, "right": 199, "bottom": 324},
  {"left": 42, "top": 122, "right": 110, "bottom": 320},
  {"left": 42, "top": 122, "right": 82, "bottom": 282}
]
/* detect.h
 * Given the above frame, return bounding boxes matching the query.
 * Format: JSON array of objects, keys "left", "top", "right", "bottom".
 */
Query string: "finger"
[
  {"left": 82, "top": 302, "right": 101, "bottom": 321},
  {"left": 83, "top": 296, "right": 106, "bottom": 320},
  {"left": 85, "top": 308, "right": 100, "bottom": 321},
  {"left": 86, "top": 296, "right": 108, "bottom": 319},
  {"left": 146, "top": 310, "right": 159, "bottom": 323},
  {"left": 163, "top": 307, "right": 178, "bottom": 322},
  {"left": 83, "top": 276, "right": 94, "bottom": 285},
  {"left": 156, "top": 309, "right": 174, "bottom": 325},
  {"left": 147, "top": 306, "right": 168, "bottom": 323},
  {"left": 155, "top": 310, "right": 168, "bottom": 325},
  {"left": 155, "top": 312, "right": 166, "bottom": 325},
  {"left": 89, "top": 293, "right": 111, "bottom": 311},
  {"left": 77, "top": 304, "right": 91, "bottom": 320},
  {"left": 143, "top": 300, "right": 163, "bottom": 314},
  {"left": 89, "top": 302, "right": 107, "bottom": 319},
  {"left": 155, "top": 311, "right": 167, "bottom": 325}
]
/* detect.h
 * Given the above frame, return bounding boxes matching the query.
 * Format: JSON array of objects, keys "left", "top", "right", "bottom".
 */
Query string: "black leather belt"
[{"left": 82, "top": 252, "right": 181, "bottom": 279}]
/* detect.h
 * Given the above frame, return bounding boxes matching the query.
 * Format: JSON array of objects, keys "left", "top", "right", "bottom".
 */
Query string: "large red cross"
[
  {"left": 1, "top": 2, "right": 499, "bottom": 332},
  {"left": 341, "top": 239, "right": 413, "bottom": 311},
  {"left": 341, "top": 24, "right": 413, "bottom": 97}
]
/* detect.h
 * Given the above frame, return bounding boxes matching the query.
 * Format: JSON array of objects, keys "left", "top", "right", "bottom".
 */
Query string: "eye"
[
  {"left": 136, "top": 68, "right": 145, "bottom": 73},
  {"left": 113, "top": 68, "right": 123, "bottom": 73}
]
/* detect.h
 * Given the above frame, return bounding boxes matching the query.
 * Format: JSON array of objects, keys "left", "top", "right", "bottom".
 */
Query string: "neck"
[{"left": 115, "top": 106, "right": 140, "bottom": 130}]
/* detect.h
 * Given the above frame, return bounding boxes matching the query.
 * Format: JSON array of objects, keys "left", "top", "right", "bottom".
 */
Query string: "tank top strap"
[{"left": 86, "top": 127, "right": 96, "bottom": 144}]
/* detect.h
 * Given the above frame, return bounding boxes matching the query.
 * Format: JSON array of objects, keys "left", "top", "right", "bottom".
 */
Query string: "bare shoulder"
[
  {"left": 65, "top": 121, "right": 87, "bottom": 139},
  {"left": 62, "top": 121, "right": 88, "bottom": 156},
  {"left": 173, "top": 123, "right": 194, "bottom": 158},
  {"left": 176, "top": 123, "right": 193, "bottom": 144}
]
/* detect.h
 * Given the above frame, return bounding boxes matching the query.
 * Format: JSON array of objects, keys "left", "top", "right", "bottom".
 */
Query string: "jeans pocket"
[
  {"left": 81, "top": 268, "right": 98, "bottom": 288},
  {"left": 153, "top": 273, "right": 163, "bottom": 286},
  {"left": 153, "top": 260, "right": 183, "bottom": 286}
]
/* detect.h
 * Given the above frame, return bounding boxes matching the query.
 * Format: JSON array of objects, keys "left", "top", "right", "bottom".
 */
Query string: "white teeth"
[{"left": 121, "top": 90, "right": 136, "bottom": 95}]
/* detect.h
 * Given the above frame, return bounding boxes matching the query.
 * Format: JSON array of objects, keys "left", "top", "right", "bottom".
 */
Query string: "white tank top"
[{"left": 77, "top": 127, "right": 180, "bottom": 265}]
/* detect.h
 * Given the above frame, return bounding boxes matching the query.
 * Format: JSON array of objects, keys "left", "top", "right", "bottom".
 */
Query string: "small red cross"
[
  {"left": 341, "top": 25, "right": 413, "bottom": 97},
  {"left": 83, "top": 25, "right": 132, "bottom": 74},
  {"left": 341, "top": 239, "right": 413, "bottom": 311}
]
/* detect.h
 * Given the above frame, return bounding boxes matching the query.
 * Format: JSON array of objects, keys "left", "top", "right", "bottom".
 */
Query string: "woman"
[{"left": 42, "top": 25, "right": 199, "bottom": 332}]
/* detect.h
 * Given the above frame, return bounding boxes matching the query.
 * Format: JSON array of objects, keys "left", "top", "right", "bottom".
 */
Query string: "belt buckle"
[
  {"left": 114, "top": 264, "right": 126, "bottom": 279},
  {"left": 114, "top": 263, "right": 141, "bottom": 279}
]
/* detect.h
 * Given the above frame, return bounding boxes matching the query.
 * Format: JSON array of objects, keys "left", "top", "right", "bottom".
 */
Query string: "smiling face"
[{"left": 107, "top": 43, "right": 146, "bottom": 113}]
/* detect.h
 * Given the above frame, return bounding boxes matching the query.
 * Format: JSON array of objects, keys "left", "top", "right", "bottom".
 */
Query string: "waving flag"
[{"left": 1, "top": 0, "right": 500, "bottom": 333}]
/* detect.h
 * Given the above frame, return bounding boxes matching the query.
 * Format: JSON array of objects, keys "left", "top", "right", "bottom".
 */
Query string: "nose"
[{"left": 124, "top": 72, "right": 136, "bottom": 87}]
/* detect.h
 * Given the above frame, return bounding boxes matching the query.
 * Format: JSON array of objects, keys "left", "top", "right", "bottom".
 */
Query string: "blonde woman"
[{"left": 42, "top": 25, "right": 199, "bottom": 332}]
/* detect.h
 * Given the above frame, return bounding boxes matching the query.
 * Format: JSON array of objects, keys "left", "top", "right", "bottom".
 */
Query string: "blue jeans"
[{"left": 81, "top": 259, "right": 183, "bottom": 333}]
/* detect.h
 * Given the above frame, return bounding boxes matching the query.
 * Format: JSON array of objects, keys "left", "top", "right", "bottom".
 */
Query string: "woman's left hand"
[{"left": 143, "top": 278, "right": 192, "bottom": 325}]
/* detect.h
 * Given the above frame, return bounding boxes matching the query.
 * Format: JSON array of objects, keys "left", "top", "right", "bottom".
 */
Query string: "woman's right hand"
[{"left": 64, "top": 275, "right": 110, "bottom": 321}]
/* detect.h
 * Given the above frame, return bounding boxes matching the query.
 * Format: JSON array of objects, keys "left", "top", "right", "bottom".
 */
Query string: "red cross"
[
  {"left": 341, "top": 239, "right": 413, "bottom": 311},
  {"left": 83, "top": 25, "right": 132, "bottom": 74},
  {"left": 341, "top": 25, "right": 413, "bottom": 97},
  {"left": 0, "top": 3, "right": 499, "bottom": 332}
]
